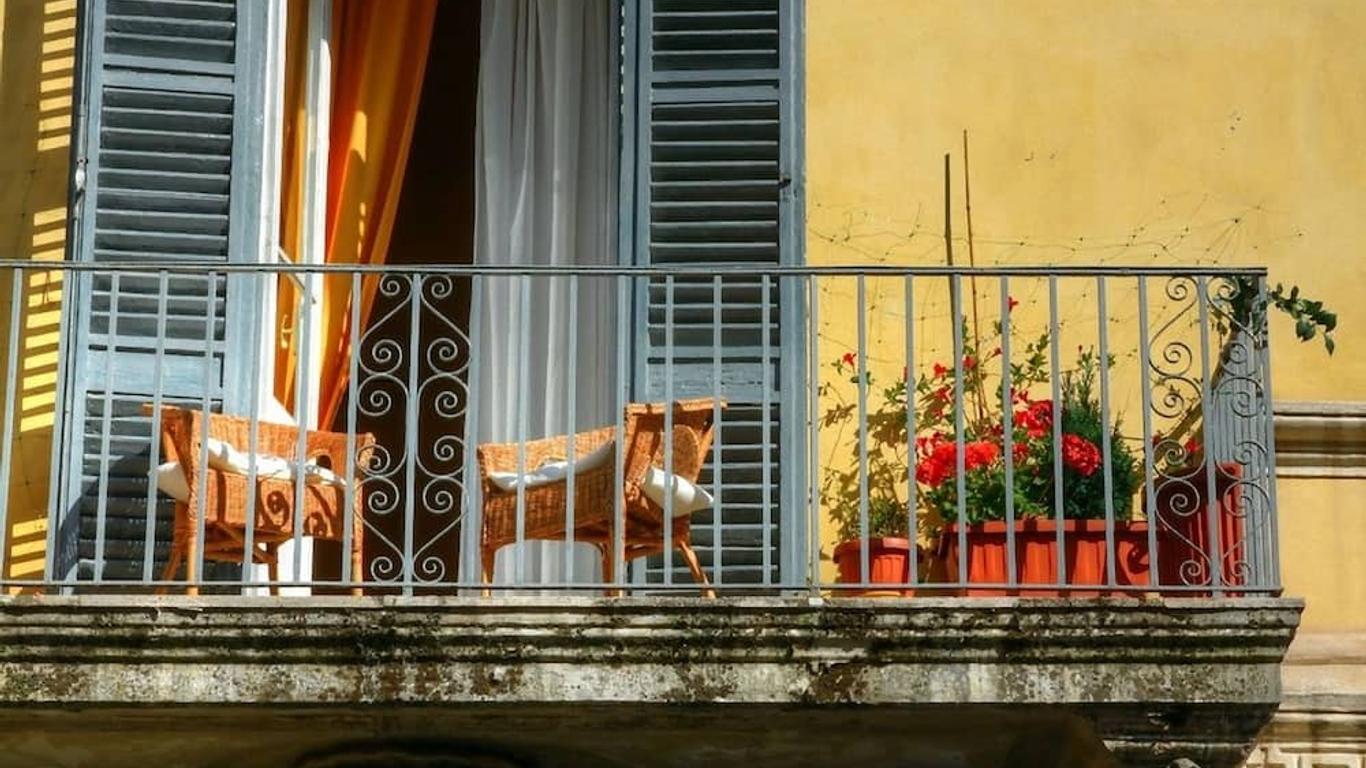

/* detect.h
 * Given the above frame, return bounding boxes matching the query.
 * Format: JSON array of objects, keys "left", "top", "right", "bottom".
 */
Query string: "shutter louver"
[
  {"left": 627, "top": 0, "right": 801, "bottom": 589},
  {"left": 58, "top": 0, "right": 266, "bottom": 583}
]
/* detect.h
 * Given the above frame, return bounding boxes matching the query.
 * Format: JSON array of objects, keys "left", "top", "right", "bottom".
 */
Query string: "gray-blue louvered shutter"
[
  {"left": 623, "top": 0, "right": 805, "bottom": 588},
  {"left": 55, "top": 0, "right": 269, "bottom": 581}
]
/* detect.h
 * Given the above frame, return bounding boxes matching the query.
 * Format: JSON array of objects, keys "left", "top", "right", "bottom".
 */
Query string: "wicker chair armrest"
[{"left": 477, "top": 425, "right": 616, "bottom": 477}]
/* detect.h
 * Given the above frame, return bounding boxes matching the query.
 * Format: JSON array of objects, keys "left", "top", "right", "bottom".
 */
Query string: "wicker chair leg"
[
  {"left": 184, "top": 520, "right": 199, "bottom": 597},
  {"left": 266, "top": 542, "right": 279, "bottom": 597},
  {"left": 481, "top": 548, "right": 494, "bottom": 598},
  {"left": 599, "top": 545, "right": 621, "bottom": 598},
  {"left": 678, "top": 541, "right": 716, "bottom": 599},
  {"left": 157, "top": 539, "right": 183, "bottom": 596}
]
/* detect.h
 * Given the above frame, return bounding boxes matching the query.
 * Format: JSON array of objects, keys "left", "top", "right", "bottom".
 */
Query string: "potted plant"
[
  {"left": 821, "top": 353, "right": 925, "bottom": 596},
  {"left": 916, "top": 335, "right": 1147, "bottom": 596}
]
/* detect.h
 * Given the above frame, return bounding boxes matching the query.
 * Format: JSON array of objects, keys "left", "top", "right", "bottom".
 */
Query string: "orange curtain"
[
  {"left": 273, "top": 0, "right": 310, "bottom": 409},
  {"left": 275, "top": 0, "right": 437, "bottom": 426}
]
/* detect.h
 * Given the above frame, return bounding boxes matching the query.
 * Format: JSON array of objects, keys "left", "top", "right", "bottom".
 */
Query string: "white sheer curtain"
[{"left": 472, "top": 0, "right": 617, "bottom": 587}]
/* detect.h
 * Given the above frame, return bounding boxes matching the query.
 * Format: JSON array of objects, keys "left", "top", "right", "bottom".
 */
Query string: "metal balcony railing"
[{"left": 0, "top": 261, "right": 1280, "bottom": 597}]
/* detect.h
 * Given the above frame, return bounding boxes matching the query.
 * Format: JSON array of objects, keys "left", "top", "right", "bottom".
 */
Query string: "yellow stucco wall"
[
  {"left": 807, "top": 0, "right": 1366, "bottom": 627},
  {"left": 1, "top": 0, "right": 1362, "bottom": 633},
  {"left": 0, "top": 0, "right": 75, "bottom": 585}
]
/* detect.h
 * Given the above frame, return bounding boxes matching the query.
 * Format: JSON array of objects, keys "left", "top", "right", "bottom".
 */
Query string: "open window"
[{"left": 58, "top": 0, "right": 803, "bottom": 592}]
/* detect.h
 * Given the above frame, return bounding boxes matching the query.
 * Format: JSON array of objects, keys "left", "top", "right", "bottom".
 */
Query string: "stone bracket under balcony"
[{"left": 0, "top": 596, "right": 1301, "bottom": 767}]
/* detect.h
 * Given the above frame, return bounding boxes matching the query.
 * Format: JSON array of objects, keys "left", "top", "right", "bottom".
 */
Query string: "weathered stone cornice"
[
  {"left": 0, "top": 595, "right": 1302, "bottom": 662},
  {"left": 0, "top": 595, "right": 1300, "bottom": 702},
  {"left": 1274, "top": 400, "right": 1366, "bottom": 478},
  {"left": 0, "top": 596, "right": 1303, "bottom": 767}
]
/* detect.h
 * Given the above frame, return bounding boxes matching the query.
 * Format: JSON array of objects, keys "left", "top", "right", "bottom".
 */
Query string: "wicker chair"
[
  {"left": 476, "top": 399, "right": 723, "bottom": 597},
  {"left": 152, "top": 406, "right": 372, "bottom": 596}
]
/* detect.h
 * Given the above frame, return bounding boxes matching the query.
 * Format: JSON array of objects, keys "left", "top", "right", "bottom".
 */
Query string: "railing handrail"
[{"left": 0, "top": 259, "right": 1270, "bottom": 278}]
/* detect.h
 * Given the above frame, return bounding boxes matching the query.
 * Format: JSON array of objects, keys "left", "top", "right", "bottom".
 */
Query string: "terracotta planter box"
[
  {"left": 833, "top": 537, "right": 915, "bottom": 597},
  {"left": 1146, "top": 461, "right": 1247, "bottom": 594},
  {"left": 936, "top": 518, "right": 1151, "bottom": 597},
  {"left": 932, "top": 461, "right": 1248, "bottom": 597}
]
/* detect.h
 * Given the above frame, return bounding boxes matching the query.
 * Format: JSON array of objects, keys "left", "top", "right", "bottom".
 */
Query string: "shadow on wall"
[{"left": 0, "top": 0, "right": 76, "bottom": 586}]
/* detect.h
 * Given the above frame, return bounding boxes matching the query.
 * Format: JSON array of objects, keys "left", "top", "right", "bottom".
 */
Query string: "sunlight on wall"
[{"left": 0, "top": 0, "right": 75, "bottom": 587}]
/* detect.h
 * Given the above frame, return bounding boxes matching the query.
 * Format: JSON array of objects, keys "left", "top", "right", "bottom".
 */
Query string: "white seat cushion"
[
  {"left": 154, "top": 394, "right": 346, "bottom": 502},
  {"left": 640, "top": 466, "right": 714, "bottom": 518},
  {"left": 487, "top": 440, "right": 615, "bottom": 492}
]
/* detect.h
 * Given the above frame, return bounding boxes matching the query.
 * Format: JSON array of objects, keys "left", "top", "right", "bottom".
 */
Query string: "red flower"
[
  {"left": 964, "top": 440, "right": 1000, "bottom": 470},
  {"left": 1014, "top": 399, "right": 1054, "bottom": 439},
  {"left": 1008, "top": 295, "right": 1020, "bottom": 312},
  {"left": 963, "top": 355, "right": 977, "bottom": 370},
  {"left": 915, "top": 442, "right": 957, "bottom": 487},
  {"left": 1029, "top": 399, "right": 1053, "bottom": 425},
  {"left": 1061, "top": 434, "right": 1102, "bottom": 477},
  {"left": 1012, "top": 441, "right": 1030, "bottom": 465},
  {"left": 933, "top": 362, "right": 949, "bottom": 379},
  {"left": 914, "top": 439, "right": 998, "bottom": 488},
  {"left": 1184, "top": 437, "right": 1202, "bottom": 457},
  {"left": 932, "top": 385, "right": 951, "bottom": 403},
  {"left": 841, "top": 352, "right": 857, "bottom": 367}
]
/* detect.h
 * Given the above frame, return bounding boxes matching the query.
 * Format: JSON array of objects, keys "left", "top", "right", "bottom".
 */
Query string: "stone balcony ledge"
[{"left": 0, "top": 595, "right": 1303, "bottom": 767}]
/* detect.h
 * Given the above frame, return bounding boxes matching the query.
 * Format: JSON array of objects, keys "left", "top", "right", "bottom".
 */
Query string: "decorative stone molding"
[
  {"left": 0, "top": 595, "right": 1303, "bottom": 767},
  {"left": 1274, "top": 401, "right": 1366, "bottom": 478},
  {"left": 1248, "top": 632, "right": 1366, "bottom": 768},
  {"left": 1245, "top": 712, "right": 1366, "bottom": 767}
]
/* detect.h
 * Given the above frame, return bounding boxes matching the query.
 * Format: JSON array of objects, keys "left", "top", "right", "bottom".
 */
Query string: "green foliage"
[
  {"left": 1224, "top": 276, "right": 1337, "bottom": 354},
  {"left": 1018, "top": 349, "right": 1139, "bottom": 521}
]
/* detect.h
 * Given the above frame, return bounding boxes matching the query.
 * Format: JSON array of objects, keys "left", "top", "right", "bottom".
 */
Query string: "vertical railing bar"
[
  {"left": 1000, "top": 277, "right": 1017, "bottom": 587},
  {"left": 239, "top": 271, "right": 263, "bottom": 592},
  {"left": 342, "top": 271, "right": 360, "bottom": 587},
  {"left": 613, "top": 275, "right": 628, "bottom": 592},
  {"left": 1196, "top": 277, "right": 1223, "bottom": 595},
  {"left": 1257, "top": 276, "right": 1281, "bottom": 590},
  {"left": 193, "top": 272, "right": 218, "bottom": 590},
  {"left": 291, "top": 271, "right": 313, "bottom": 586},
  {"left": 807, "top": 275, "right": 821, "bottom": 594},
  {"left": 514, "top": 274, "right": 530, "bottom": 587},
  {"left": 402, "top": 274, "right": 422, "bottom": 593},
  {"left": 565, "top": 275, "right": 578, "bottom": 585},
  {"left": 904, "top": 274, "right": 917, "bottom": 587},
  {"left": 711, "top": 275, "right": 723, "bottom": 587},
  {"left": 0, "top": 267, "right": 23, "bottom": 583},
  {"left": 951, "top": 275, "right": 968, "bottom": 586},
  {"left": 1137, "top": 276, "right": 1161, "bottom": 588},
  {"left": 93, "top": 272, "right": 121, "bottom": 584},
  {"left": 663, "top": 274, "right": 675, "bottom": 586},
  {"left": 856, "top": 275, "right": 869, "bottom": 586},
  {"left": 463, "top": 275, "right": 485, "bottom": 587},
  {"left": 1049, "top": 276, "right": 1065, "bottom": 585},
  {"left": 45, "top": 265, "right": 76, "bottom": 585},
  {"left": 760, "top": 273, "right": 772, "bottom": 586},
  {"left": 142, "top": 270, "right": 167, "bottom": 583},
  {"left": 1096, "top": 276, "right": 1117, "bottom": 587}
]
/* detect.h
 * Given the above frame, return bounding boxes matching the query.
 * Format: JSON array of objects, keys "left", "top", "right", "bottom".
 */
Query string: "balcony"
[{"left": 0, "top": 261, "right": 1301, "bottom": 767}]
